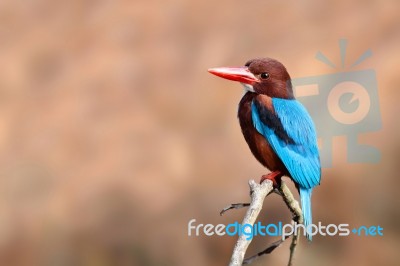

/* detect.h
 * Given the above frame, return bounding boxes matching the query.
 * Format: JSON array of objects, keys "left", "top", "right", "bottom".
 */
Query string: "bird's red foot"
[{"left": 260, "top": 171, "right": 283, "bottom": 187}]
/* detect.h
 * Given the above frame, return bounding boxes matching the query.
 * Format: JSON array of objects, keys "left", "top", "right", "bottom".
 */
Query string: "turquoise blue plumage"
[{"left": 251, "top": 98, "right": 321, "bottom": 240}]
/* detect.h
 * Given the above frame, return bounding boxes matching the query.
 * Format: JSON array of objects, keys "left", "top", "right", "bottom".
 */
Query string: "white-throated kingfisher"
[{"left": 208, "top": 58, "right": 321, "bottom": 241}]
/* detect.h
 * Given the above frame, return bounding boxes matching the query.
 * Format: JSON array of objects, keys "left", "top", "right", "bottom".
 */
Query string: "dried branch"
[
  {"left": 278, "top": 181, "right": 303, "bottom": 224},
  {"left": 220, "top": 203, "right": 250, "bottom": 216},
  {"left": 277, "top": 181, "right": 303, "bottom": 266},
  {"left": 229, "top": 179, "right": 274, "bottom": 266},
  {"left": 227, "top": 179, "right": 303, "bottom": 266},
  {"left": 242, "top": 236, "right": 290, "bottom": 265}
]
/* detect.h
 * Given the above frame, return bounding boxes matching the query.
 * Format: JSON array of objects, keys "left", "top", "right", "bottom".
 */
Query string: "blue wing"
[{"left": 251, "top": 97, "right": 321, "bottom": 189}]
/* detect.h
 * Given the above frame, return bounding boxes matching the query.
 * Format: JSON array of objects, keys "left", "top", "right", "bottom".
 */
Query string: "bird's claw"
[{"left": 260, "top": 171, "right": 284, "bottom": 187}]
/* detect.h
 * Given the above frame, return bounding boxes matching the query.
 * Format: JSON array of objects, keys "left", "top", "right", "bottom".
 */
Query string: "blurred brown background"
[{"left": 0, "top": 0, "right": 399, "bottom": 265}]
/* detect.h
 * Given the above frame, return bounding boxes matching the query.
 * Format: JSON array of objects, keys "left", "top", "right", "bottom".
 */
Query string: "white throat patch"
[{"left": 241, "top": 83, "right": 255, "bottom": 92}]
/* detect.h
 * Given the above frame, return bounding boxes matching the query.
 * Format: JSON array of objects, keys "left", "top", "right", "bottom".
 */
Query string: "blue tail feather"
[{"left": 300, "top": 187, "right": 313, "bottom": 241}]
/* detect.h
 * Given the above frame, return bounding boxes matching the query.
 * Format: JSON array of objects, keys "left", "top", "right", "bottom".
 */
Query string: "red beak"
[{"left": 208, "top": 67, "right": 259, "bottom": 85}]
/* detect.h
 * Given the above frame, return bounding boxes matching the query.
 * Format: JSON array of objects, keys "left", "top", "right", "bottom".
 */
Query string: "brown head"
[{"left": 208, "top": 58, "right": 294, "bottom": 99}]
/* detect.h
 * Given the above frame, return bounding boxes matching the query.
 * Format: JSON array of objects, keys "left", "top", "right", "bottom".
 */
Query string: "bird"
[{"left": 208, "top": 58, "right": 321, "bottom": 241}]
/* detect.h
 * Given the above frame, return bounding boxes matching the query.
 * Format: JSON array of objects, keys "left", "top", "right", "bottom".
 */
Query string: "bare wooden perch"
[
  {"left": 226, "top": 179, "right": 303, "bottom": 266},
  {"left": 229, "top": 179, "right": 274, "bottom": 266}
]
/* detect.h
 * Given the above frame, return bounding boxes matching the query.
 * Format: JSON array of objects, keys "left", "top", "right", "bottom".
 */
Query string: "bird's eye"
[{"left": 260, "top": 73, "right": 269, "bottom": 79}]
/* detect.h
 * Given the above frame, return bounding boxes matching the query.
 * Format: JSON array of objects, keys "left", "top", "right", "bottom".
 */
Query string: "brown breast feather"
[{"left": 238, "top": 93, "right": 288, "bottom": 173}]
